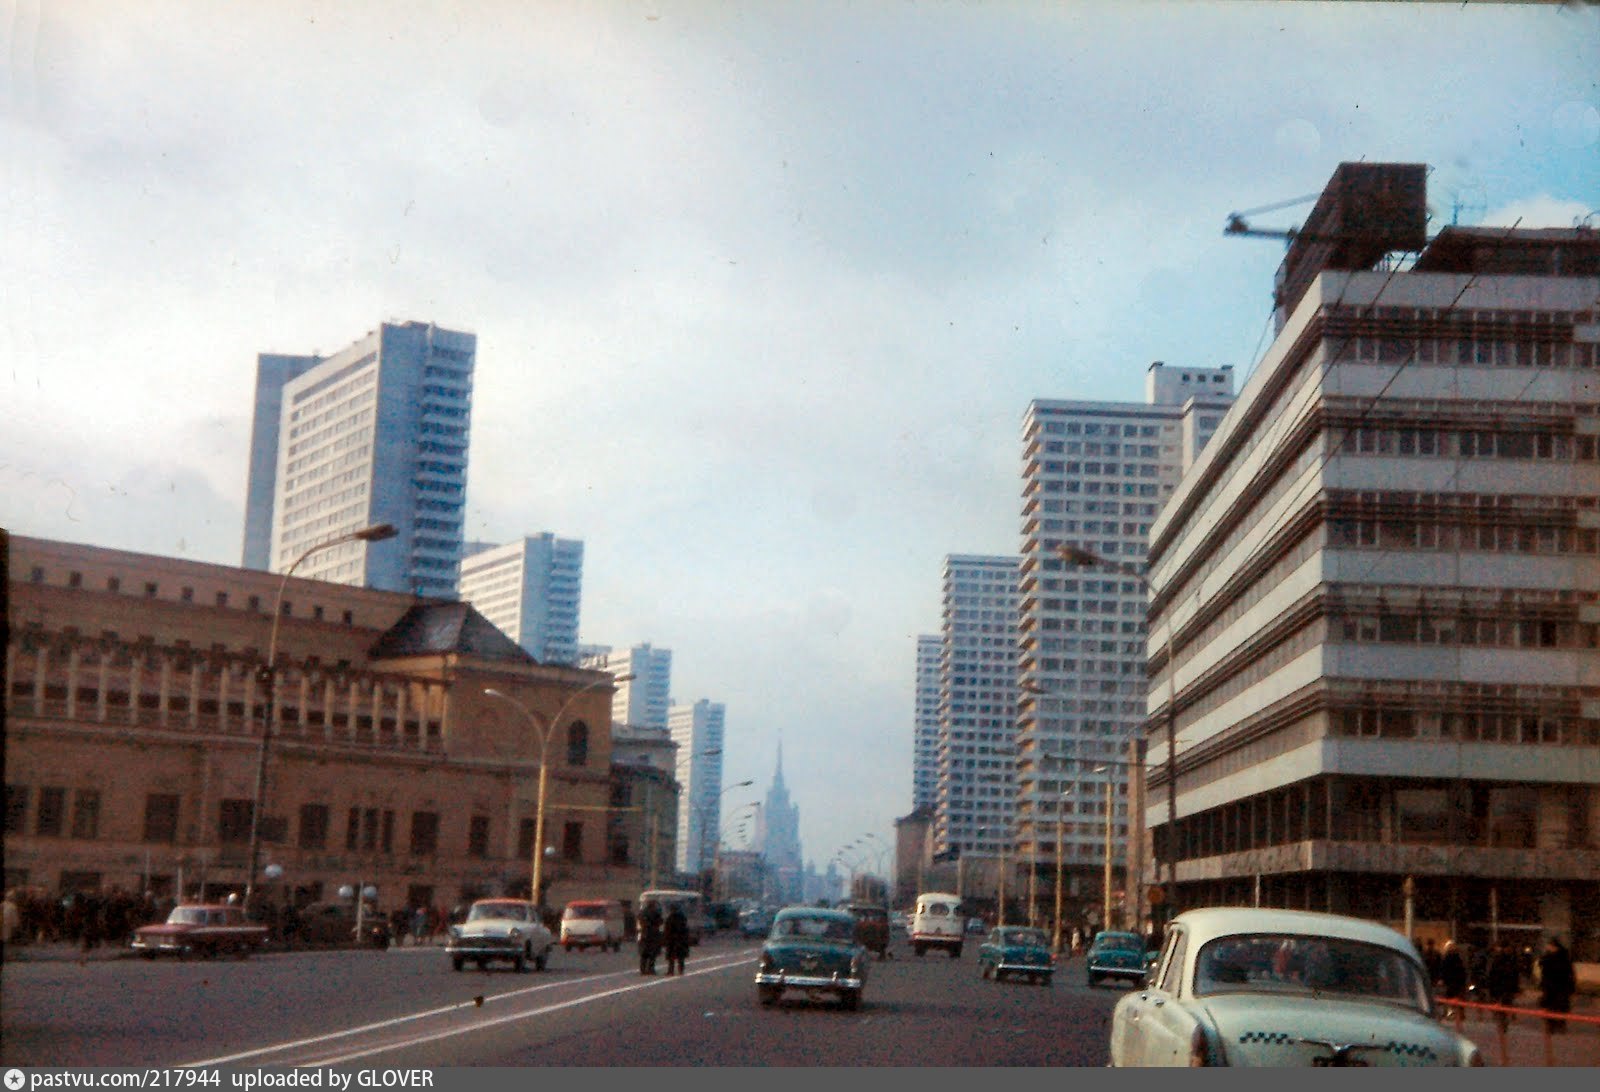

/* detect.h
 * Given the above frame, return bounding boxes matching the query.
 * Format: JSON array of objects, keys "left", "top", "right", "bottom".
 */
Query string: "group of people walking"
[
  {"left": 636, "top": 899, "right": 690, "bottom": 976},
  {"left": 1423, "top": 934, "right": 1577, "bottom": 1032}
]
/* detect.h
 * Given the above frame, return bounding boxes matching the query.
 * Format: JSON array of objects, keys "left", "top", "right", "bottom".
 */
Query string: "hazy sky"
[{"left": 5, "top": 0, "right": 1598, "bottom": 878}]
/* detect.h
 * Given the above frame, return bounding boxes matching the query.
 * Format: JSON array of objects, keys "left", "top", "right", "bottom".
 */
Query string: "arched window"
[{"left": 566, "top": 720, "right": 589, "bottom": 767}]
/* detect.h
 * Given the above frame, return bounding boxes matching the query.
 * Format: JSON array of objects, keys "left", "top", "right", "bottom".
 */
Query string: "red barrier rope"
[{"left": 1435, "top": 995, "right": 1600, "bottom": 1066}]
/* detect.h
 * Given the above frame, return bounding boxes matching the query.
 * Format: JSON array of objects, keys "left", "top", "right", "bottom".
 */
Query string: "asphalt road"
[{"left": 1, "top": 933, "right": 1126, "bottom": 1067}]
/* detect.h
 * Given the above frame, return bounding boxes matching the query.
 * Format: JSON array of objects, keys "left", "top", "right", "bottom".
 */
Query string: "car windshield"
[
  {"left": 1193, "top": 933, "right": 1430, "bottom": 1012},
  {"left": 998, "top": 928, "right": 1049, "bottom": 947},
  {"left": 1094, "top": 932, "right": 1143, "bottom": 952},
  {"left": 468, "top": 902, "right": 528, "bottom": 923},
  {"left": 775, "top": 916, "right": 856, "bottom": 942},
  {"left": 565, "top": 905, "right": 605, "bottom": 919},
  {"left": 168, "top": 907, "right": 206, "bottom": 925}
]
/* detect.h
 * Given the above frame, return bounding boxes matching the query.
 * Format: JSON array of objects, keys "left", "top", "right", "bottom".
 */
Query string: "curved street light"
[
  {"left": 484, "top": 672, "right": 633, "bottom": 912},
  {"left": 244, "top": 521, "right": 397, "bottom": 911},
  {"left": 696, "top": 779, "right": 754, "bottom": 879}
]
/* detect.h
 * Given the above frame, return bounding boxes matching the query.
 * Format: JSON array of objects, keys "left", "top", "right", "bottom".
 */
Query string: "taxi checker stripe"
[
  {"left": 1383, "top": 1042, "right": 1438, "bottom": 1060},
  {"left": 1236, "top": 1031, "right": 1295, "bottom": 1044}
]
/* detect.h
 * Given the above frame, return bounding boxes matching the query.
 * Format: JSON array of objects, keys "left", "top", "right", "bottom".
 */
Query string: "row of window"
[
  {"left": 1332, "top": 333, "right": 1600, "bottom": 369},
  {"left": 1339, "top": 425, "right": 1599, "bottom": 461},
  {"left": 4, "top": 785, "right": 587, "bottom": 861},
  {"left": 1334, "top": 610, "right": 1597, "bottom": 651},
  {"left": 1330, "top": 708, "right": 1600, "bottom": 746},
  {"left": 22, "top": 572, "right": 359, "bottom": 626},
  {"left": 1327, "top": 517, "right": 1600, "bottom": 556}
]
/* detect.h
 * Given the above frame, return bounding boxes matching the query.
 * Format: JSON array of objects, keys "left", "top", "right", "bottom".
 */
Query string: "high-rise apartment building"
[
  {"left": 458, "top": 534, "right": 584, "bottom": 665},
  {"left": 937, "top": 555, "right": 1021, "bottom": 861},
  {"left": 1144, "top": 162, "right": 1599, "bottom": 957},
  {"left": 242, "top": 320, "right": 474, "bottom": 598},
  {"left": 1015, "top": 362, "right": 1234, "bottom": 926},
  {"left": 583, "top": 643, "right": 672, "bottom": 731},
  {"left": 913, "top": 634, "right": 941, "bottom": 813},
  {"left": 668, "top": 699, "right": 727, "bottom": 874}
]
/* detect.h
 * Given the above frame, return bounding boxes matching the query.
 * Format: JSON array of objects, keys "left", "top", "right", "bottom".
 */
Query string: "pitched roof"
[{"left": 368, "top": 601, "right": 535, "bottom": 664}]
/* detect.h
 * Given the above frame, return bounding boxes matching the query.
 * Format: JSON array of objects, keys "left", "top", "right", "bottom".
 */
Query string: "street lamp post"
[
  {"left": 1052, "top": 788, "right": 1071, "bottom": 955},
  {"left": 484, "top": 673, "right": 633, "bottom": 915},
  {"left": 244, "top": 521, "right": 397, "bottom": 912},
  {"left": 696, "top": 780, "right": 754, "bottom": 891}
]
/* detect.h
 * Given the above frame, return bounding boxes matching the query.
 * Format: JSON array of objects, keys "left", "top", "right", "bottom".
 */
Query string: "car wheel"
[
  {"left": 1040, "top": 974, "right": 1052, "bottom": 987},
  {"left": 758, "top": 985, "right": 781, "bottom": 1007},
  {"left": 476, "top": 958, "right": 488, "bottom": 971},
  {"left": 1087, "top": 972, "right": 1099, "bottom": 986},
  {"left": 513, "top": 949, "right": 527, "bottom": 973},
  {"left": 534, "top": 947, "right": 549, "bottom": 971},
  {"left": 950, "top": 945, "right": 962, "bottom": 959},
  {"left": 840, "top": 989, "right": 861, "bottom": 1012},
  {"left": 562, "top": 941, "right": 572, "bottom": 952},
  {"left": 914, "top": 943, "right": 925, "bottom": 957},
  {"left": 451, "top": 955, "right": 465, "bottom": 971}
]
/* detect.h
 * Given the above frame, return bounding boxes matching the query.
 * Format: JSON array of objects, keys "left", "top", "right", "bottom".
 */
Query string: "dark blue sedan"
[{"left": 977, "top": 926, "right": 1055, "bottom": 985}]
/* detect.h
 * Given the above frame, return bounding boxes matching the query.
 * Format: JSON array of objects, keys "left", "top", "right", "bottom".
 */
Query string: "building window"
[
  {"left": 362, "top": 807, "right": 378, "bottom": 851},
  {"left": 216, "top": 592, "right": 229, "bottom": 608},
  {"left": 382, "top": 810, "right": 395, "bottom": 854},
  {"left": 517, "top": 818, "right": 535, "bottom": 858},
  {"left": 6, "top": 785, "right": 31, "bottom": 834},
  {"left": 36, "top": 787, "right": 66, "bottom": 837},
  {"left": 299, "top": 803, "right": 330, "bottom": 849},
  {"left": 561, "top": 821, "right": 582, "bottom": 862},
  {"left": 29, "top": 566, "right": 45, "bottom": 583},
  {"left": 143, "top": 794, "right": 180, "bottom": 843},
  {"left": 71, "top": 789, "right": 101, "bottom": 839},
  {"left": 566, "top": 721, "right": 589, "bottom": 767},
  {"left": 144, "top": 582, "right": 159, "bottom": 597},
  {"left": 346, "top": 807, "right": 361, "bottom": 850},
  {"left": 107, "top": 576, "right": 121, "bottom": 592},
  {"left": 218, "top": 799, "right": 254, "bottom": 844},
  {"left": 68, "top": 571, "right": 82, "bottom": 588},
  {"left": 468, "top": 816, "right": 490, "bottom": 859},
  {"left": 410, "top": 811, "right": 439, "bottom": 856}
]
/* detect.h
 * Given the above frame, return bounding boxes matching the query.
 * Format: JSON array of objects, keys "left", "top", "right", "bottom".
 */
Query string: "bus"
[{"left": 637, "top": 888, "right": 706, "bottom": 946}]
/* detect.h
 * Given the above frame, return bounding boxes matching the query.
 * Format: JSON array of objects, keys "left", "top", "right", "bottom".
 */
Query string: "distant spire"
[{"left": 774, "top": 736, "right": 785, "bottom": 788}]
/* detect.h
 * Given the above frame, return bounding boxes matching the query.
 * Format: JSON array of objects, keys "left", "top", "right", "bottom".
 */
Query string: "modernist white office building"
[
  {"left": 913, "top": 634, "right": 942, "bottom": 814},
  {"left": 936, "top": 555, "right": 1021, "bottom": 864},
  {"left": 242, "top": 320, "right": 475, "bottom": 599},
  {"left": 458, "top": 534, "right": 584, "bottom": 665},
  {"left": 1015, "top": 362, "right": 1233, "bottom": 928},
  {"left": 583, "top": 643, "right": 673, "bottom": 731},
  {"left": 668, "top": 699, "right": 728, "bottom": 875},
  {"left": 1143, "top": 162, "right": 1599, "bottom": 958}
]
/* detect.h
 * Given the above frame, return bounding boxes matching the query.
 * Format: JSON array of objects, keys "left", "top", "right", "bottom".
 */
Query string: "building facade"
[
  {"left": 242, "top": 320, "right": 475, "bottom": 600},
  {"left": 584, "top": 643, "right": 672, "bottom": 731},
  {"left": 458, "top": 534, "right": 584, "bottom": 665},
  {"left": 3, "top": 533, "right": 652, "bottom": 914},
  {"left": 760, "top": 743, "right": 803, "bottom": 906},
  {"left": 1143, "top": 163, "right": 1600, "bottom": 958},
  {"left": 1015, "top": 362, "right": 1234, "bottom": 932},
  {"left": 666, "top": 699, "right": 727, "bottom": 875},
  {"left": 913, "top": 634, "right": 941, "bottom": 813}
]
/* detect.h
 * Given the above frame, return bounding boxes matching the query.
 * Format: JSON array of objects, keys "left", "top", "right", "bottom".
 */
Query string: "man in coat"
[
  {"left": 1537, "top": 936, "right": 1576, "bottom": 1033},
  {"left": 1438, "top": 940, "right": 1469, "bottom": 1017},
  {"left": 662, "top": 903, "right": 690, "bottom": 976},
  {"left": 637, "top": 899, "right": 664, "bottom": 976}
]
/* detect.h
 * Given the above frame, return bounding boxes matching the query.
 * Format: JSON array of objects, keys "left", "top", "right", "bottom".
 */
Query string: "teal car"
[
  {"left": 756, "top": 906, "right": 869, "bottom": 1011},
  {"left": 977, "top": 926, "right": 1055, "bottom": 985},
  {"left": 1087, "top": 930, "right": 1151, "bottom": 987}
]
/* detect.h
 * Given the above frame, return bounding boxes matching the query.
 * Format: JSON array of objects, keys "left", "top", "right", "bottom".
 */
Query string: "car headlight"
[
  {"left": 509, "top": 929, "right": 522, "bottom": 940},
  {"left": 759, "top": 952, "right": 774, "bottom": 972}
]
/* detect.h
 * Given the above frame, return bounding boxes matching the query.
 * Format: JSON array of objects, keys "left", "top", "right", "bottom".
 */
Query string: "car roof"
[
  {"left": 774, "top": 905, "right": 854, "bottom": 922},
  {"left": 1171, "top": 907, "right": 1416, "bottom": 955}
]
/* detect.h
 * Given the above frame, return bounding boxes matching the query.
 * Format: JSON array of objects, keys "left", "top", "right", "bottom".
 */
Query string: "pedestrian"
[
  {"left": 1421, "top": 938, "right": 1441, "bottom": 987},
  {"left": 411, "top": 905, "right": 428, "bottom": 947},
  {"left": 1536, "top": 936, "right": 1576, "bottom": 1034},
  {"left": 1438, "top": 939, "right": 1468, "bottom": 1015},
  {"left": 1, "top": 889, "right": 20, "bottom": 962},
  {"left": 1485, "top": 941, "right": 1521, "bottom": 1030},
  {"left": 663, "top": 903, "right": 690, "bottom": 976},
  {"left": 637, "top": 899, "right": 663, "bottom": 976}
]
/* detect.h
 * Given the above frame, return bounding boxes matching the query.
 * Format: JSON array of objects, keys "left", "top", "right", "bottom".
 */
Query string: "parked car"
[
  {"left": 977, "top": 925, "right": 1055, "bottom": 985},
  {"left": 559, "top": 899, "right": 626, "bottom": 952},
  {"left": 292, "top": 901, "right": 392, "bottom": 949},
  {"left": 756, "top": 905, "right": 870, "bottom": 1011},
  {"left": 847, "top": 903, "right": 890, "bottom": 959},
  {"left": 446, "top": 898, "right": 554, "bottom": 972},
  {"left": 908, "top": 892, "right": 965, "bottom": 958},
  {"left": 738, "top": 906, "right": 774, "bottom": 938},
  {"left": 130, "top": 903, "right": 269, "bottom": 959},
  {"left": 1110, "top": 907, "right": 1484, "bottom": 1067},
  {"left": 1086, "top": 929, "right": 1152, "bottom": 986}
]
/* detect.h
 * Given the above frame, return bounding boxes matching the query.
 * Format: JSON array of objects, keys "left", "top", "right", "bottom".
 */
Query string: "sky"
[{"left": 4, "top": 0, "right": 1598, "bottom": 881}]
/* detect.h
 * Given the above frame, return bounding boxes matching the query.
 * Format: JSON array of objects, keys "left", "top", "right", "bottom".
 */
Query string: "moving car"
[
  {"left": 446, "top": 898, "right": 554, "bottom": 972},
  {"left": 292, "top": 900, "right": 392, "bottom": 949},
  {"left": 1086, "top": 929, "right": 1152, "bottom": 986},
  {"left": 756, "top": 905, "right": 870, "bottom": 1011},
  {"left": 908, "top": 892, "right": 965, "bottom": 958},
  {"left": 1110, "top": 907, "right": 1484, "bottom": 1067},
  {"left": 847, "top": 902, "right": 890, "bottom": 959},
  {"left": 977, "top": 925, "right": 1055, "bottom": 985},
  {"left": 559, "top": 899, "right": 626, "bottom": 952},
  {"left": 130, "top": 903, "right": 269, "bottom": 959},
  {"left": 739, "top": 906, "right": 774, "bottom": 938}
]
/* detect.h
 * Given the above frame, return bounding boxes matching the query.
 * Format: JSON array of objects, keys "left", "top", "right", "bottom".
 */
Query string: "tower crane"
[{"left": 1223, "top": 192, "right": 1321, "bottom": 242}]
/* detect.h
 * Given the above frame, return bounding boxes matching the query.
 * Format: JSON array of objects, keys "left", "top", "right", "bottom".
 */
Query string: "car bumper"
[
  {"left": 1089, "top": 964, "right": 1144, "bottom": 979},
  {"left": 756, "top": 972, "right": 864, "bottom": 990},
  {"left": 447, "top": 940, "right": 525, "bottom": 957},
  {"left": 997, "top": 960, "right": 1052, "bottom": 974},
  {"left": 130, "top": 937, "right": 190, "bottom": 953}
]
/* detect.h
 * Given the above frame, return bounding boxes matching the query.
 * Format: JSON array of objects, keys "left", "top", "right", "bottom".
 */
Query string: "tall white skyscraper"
[
  {"left": 458, "top": 534, "right": 584, "bottom": 664},
  {"left": 937, "top": 555, "right": 1021, "bottom": 860},
  {"left": 913, "top": 634, "right": 941, "bottom": 813},
  {"left": 583, "top": 643, "right": 672, "bottom": 730},
  {"left": 668, "top": 699, "right": 727, "bottom": 874},
  {"left": 241, "top": 320, "right": 475, "bottom": 598},
  {"left": 1015, "top": 361, "right": 1234, "bottom": 918}
]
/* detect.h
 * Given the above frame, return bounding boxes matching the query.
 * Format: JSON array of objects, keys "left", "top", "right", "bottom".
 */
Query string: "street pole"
[
  {"left": 244, "top": 521, "right": 396, "bottom": 912},
  {"left": 1053, "top": 790, "right": 1068, "bottom": 954},
  {"left": 1103, "top": 778, "right": 1114, "bottom": 932}
]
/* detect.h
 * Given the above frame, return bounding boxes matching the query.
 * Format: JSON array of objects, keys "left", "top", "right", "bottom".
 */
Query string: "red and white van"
[{"left": 909, "top": 892, "right": 965, "bottom": 958}]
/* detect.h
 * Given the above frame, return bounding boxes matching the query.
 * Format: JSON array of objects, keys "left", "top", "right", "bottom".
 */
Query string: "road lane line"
[{"left": 181, "top": 949, "right": 756, "bottom": 1067}]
